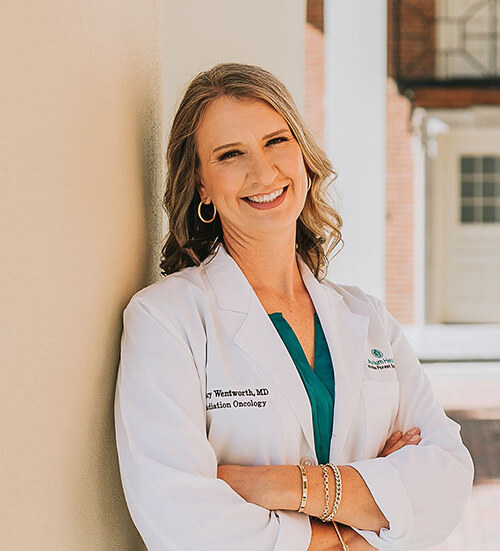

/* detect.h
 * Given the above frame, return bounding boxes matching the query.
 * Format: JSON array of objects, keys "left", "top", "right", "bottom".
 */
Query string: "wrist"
[
  {"left": 301, "top": 465, "right": 324, "bottom": 517},
  {"left": 283, "top": 465, "right": 305, "bottom": 510}
]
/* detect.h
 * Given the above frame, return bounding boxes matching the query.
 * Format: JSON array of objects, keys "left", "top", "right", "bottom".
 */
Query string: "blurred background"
[
  {"left": 324, "top": 2, "right": 500, "bottom": 547},
  {"left": 0, "top": 1, "right": 498, "bottom": 549}
]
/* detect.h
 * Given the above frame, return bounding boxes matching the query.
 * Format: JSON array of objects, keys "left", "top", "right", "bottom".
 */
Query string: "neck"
[{"left": 222, "top": 226, "right": 302, "bottom": 300}]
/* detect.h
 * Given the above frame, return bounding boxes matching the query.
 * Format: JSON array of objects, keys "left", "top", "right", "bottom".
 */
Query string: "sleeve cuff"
[
  {"left": 345, "top": 457, "right": 413, "bottom": 550},
  {"left": 274, "top": 510, "right": 312, "bottom": 550}
]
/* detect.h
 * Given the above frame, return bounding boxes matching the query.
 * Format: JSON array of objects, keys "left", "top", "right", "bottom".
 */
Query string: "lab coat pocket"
[{"left": 360, "top": 380, "right": 400, "bottom": 458}]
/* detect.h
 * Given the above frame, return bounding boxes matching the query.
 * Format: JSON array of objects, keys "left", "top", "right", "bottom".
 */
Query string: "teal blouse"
[{"left": 268, "top": 312, "right": 335, "bottom": 464}]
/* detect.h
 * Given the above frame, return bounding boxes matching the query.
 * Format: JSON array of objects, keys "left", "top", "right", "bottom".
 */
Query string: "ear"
[{"left": 196, "top": 173, "right": 210, "bottom": 204}]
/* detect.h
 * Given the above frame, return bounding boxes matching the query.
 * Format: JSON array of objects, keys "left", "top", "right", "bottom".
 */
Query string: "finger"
[
  {"left": 384, "top": 430, "right": 407, "bottom": 449},
  {"left": 390, "top": 427, "right": 420, "bottom": 442},
  {"left": 381, "top": 431, "right": 403, "bottom": 451},
  {"left": 379, "top": 441, "right": 400, "bottom": 457},
  {"left": 401, "top": 427, "right": 421, "bottom": 440},
  {"left": 383, "top": 430, "right": 421, "bottom": 454},
  {"left": 400, "top": 429, "right": 422, "bottom": 446},
  {"left": 379, "top": 428, "right": 422, "bottom": 458},
  {"left": 387, "top": 431, "right": 402, "bottom": 441}
]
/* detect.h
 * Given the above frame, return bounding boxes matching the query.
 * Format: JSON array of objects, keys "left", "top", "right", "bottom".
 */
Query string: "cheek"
[
  {"left": 205, "top": 169, "right": 245, "bottom": 207},
  {"left": 275, "top": 147, "right": 306, "bottom": 176}
]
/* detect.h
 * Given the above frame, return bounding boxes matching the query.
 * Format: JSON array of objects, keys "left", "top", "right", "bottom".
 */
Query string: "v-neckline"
[{"left": 268, "top": 311, "right": 318, "bottom": 371}]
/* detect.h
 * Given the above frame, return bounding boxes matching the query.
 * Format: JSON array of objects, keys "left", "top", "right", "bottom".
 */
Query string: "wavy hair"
[{"left": 159, "top": 62, "right": 343, "bottom": 280}]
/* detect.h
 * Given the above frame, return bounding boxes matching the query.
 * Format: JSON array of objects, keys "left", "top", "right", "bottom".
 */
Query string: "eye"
[
  {"left": 218, "top": 149, "right": 241, "bottom": 161},
  {"left": 267, "top": 136, "right": 289, "bottom": 146}
]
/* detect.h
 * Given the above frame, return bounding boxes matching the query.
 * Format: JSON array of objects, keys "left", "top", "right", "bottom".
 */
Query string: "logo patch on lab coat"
[
  {"left": 367, "top": 356, "right": 396, "bottom": 370},
  {"left": 367, "top": 349, "right": 395, "bottom": 369}
]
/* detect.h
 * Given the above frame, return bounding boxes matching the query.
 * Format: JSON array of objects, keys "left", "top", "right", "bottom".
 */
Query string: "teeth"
[{"left": 246, "top": 187, "right": 285, "bottom": 203}]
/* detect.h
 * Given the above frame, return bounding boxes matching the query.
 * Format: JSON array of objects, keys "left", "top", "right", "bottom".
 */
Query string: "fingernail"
[
  {"left": 409, "top": 427, "right": 419, "bottom": 435},
  {"left": 409, "top": 435, "right": 420, "bottom": 442}
]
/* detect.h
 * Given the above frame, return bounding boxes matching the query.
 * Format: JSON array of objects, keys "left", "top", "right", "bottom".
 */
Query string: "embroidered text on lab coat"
[{"left": 206, "top": 387, "right": 270, "bottom": 410}]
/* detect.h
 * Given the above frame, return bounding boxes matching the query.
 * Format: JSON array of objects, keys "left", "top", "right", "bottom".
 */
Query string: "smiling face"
[{"left": 195, "top": 95, "right": 309, "bottom": 245}]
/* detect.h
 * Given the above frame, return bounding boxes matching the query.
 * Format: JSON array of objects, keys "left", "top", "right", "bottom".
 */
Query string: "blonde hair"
[{"left": 159, "top": 62, "right": 343, "bottom": 279}]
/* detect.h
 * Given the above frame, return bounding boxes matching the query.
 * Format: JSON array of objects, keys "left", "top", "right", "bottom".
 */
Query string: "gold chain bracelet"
[
  {"left": 324, "top": 463, "right": 342, "bottom": 522},
  {"left": 319, "top": 464, "right": 331, "bottom": 521}
]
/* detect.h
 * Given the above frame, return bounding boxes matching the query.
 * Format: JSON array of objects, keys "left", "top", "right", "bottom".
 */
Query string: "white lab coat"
[{"left": 114, "top": 243, "right": 474, "bottom": 551}]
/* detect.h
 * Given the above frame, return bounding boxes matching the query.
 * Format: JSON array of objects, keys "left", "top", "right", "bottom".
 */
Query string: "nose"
[{"left": 247, "top": 148, "right": 279, "bottom": 187}]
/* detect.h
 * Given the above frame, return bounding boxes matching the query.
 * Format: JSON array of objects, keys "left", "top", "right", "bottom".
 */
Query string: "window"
[
  {"left": 437, "top": 0, "right": 500, "bottom": 79},
  {"left": 460, "top": 155, "right": 500, "bottom": 223}
]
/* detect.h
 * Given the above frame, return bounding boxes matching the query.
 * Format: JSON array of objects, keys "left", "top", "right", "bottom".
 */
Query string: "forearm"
[
  {"left": 218, "top": 464, "right": 389, "bottom": 532},
  {"left": 302, "top": 465, "right": 389, "bottom": 532}
]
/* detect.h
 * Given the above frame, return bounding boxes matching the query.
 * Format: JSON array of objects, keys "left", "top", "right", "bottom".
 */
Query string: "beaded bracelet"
[{"left": 296, "top": 464, "right": 308, "bottom": 513}]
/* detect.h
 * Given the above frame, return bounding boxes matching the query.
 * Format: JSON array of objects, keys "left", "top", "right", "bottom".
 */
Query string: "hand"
[
  {"left": 378, "top": 427, "right": 422, "bottom": 457},
  {"left": 308, "top": 520, "right": 377, "bottom": 550},
  {"left": 335, "top": 522, "right": 377, "bottom": 550}
]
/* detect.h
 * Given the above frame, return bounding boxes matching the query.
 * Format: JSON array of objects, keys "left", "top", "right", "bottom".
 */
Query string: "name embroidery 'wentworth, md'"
[{"left": 206, "top": 387, "right": 270, "bottom": 410}]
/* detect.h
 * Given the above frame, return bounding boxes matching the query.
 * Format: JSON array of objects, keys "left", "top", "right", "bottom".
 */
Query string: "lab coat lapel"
[
  {"left": 204, "top": 245, "right": 316, "bottom": 454},
  {"left": 234, "top": 294, "right": 317, "bottom": 454},
  {"left": 298, "top": 258, "right": 369, "bottom": 463},
  {"left": 204, "top": 245, "right": 369, "bottom": 462}
]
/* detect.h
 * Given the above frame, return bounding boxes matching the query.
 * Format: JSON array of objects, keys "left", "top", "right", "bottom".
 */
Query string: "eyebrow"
[{"left": 212, "top": 128, "right": 291, "bottom": 155}]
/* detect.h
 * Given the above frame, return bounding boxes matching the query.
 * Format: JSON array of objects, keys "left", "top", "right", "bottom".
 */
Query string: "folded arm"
[
  {"left": 217, "top": 295, "right": 474, "bottom": 550},
  {"left": 217, "top": 463, "right": 389, "bottom": 530},
  {"left": 217, "top": 428, "right": 421, "bottom": 549},
  {"left": 343, "top": 296, "right": 475, "bottom": 551}
]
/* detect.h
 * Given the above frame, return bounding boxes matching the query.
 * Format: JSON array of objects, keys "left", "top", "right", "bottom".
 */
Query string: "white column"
[{"left": 324, "top": 0, "right": 387, "bottom": 300}]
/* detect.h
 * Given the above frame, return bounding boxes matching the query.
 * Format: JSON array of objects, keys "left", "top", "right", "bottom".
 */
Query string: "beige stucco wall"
[
  {"left": 162, "top": 0, "right": 305, "bottom": 125},
  {"left": 0, "top": 1, "right": 305, "bottom": 549}
]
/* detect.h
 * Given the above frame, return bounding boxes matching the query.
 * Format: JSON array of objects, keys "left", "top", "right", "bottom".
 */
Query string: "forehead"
[{"left": 196, "top": 96, "right": 288, "bottom": 150}]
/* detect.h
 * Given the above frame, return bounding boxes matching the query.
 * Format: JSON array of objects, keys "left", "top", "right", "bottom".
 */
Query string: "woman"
[{"left": 114, "top": 63, "right": 474, "bottom": 550}]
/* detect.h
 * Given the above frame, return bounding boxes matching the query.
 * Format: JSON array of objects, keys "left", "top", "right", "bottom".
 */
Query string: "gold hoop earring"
[
  {"left": 307, "top": 176, "right": 312, "bottom": 191},
  {"left": 198, "top": 200, "right": 217, "bottom": 223}
]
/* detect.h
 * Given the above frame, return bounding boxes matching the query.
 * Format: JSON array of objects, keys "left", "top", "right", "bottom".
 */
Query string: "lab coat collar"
[
  {"left": 202, "top": 242, "right": 345, "bottom": 309},
  {"left": 203, "top": 243, "right": 368, "bottom": 462}
]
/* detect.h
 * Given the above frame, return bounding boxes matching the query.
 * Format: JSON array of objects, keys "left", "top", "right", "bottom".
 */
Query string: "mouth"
[
  {"left": 242, "top": 185, "right": 288, "bottom": 204},
  {"left": 241, "top": 185, "right": 289, "bottom": 211}
]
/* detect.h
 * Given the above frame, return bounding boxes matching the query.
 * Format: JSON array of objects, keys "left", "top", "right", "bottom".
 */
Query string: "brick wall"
[
  {"left": 386, "top": 78, "right": 415, "bottom": 323},
  {"left": 386, "top": 0, "right": 421, "bottom": 322},
  {"left": 390, "top": 0, "right": 436, "bottom": 81},
  {"left": 305, "top": 0, "right": 324, "bottom": 143}
]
